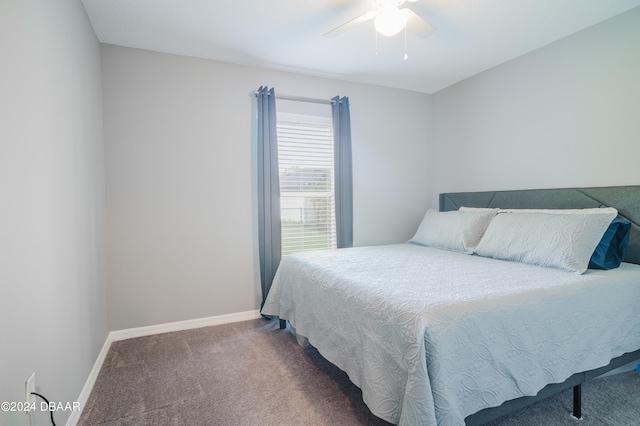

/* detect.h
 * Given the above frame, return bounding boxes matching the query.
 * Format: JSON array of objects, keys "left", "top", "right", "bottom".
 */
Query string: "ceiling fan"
[{"left": 323, "top": 0, "right": 436, "bottom": 39}]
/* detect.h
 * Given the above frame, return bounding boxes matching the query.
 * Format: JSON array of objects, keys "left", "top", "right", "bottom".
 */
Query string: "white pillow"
[
  {"left": 460, "top": 206, "right": 617, "bottom": 215},
  {"left": 474, "top": 210, "right": 617, "bottom": 274},
  {"left": 410, "top": 208, "right": 499, "bottom": 253},
  {"left": 497, "top": 207, "right": 617, "bottom": 215}
]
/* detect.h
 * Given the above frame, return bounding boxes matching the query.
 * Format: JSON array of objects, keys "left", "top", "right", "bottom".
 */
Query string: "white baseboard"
[
  {"left": 109, "top": 309, "right": 262, "bottom": 342},
  {"left": 66, "top": 333, "right": 113, "bottom": 426},
  {"left": 67, "top": 309, "right": 261, "bottom": 425}
]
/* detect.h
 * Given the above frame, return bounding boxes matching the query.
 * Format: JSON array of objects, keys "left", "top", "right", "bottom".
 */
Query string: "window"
[
  {"left": 255, "top": 86, "right": 351, "bottom": 305},
  {"left": 277, "top": 113, "right": 337, "bottom": 256}
]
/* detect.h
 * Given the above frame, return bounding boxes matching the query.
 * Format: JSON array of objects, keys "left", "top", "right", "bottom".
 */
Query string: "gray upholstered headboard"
[{"left": 439, "top": 186, "right": 640, "bottom": 265}]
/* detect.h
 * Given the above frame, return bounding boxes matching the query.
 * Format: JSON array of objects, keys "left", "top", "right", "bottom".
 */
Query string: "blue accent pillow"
[{"left": 588, "top": 217, "right": 631, "bottom": 270}]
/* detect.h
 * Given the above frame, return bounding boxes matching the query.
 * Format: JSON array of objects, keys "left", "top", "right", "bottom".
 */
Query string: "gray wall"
[
  {"left": 101, "top": 45, "right": 432, "bottom": 330},
  {"left": 0, "top": 1, "right": 107, "bottom": 425},
  {"left": 431, "top": 7, "right": 640, "bottom": 207}
]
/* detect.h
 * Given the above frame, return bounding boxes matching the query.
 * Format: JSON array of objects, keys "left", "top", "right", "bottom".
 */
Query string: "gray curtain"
[
  {"left": 256, "top": 86, "right": 281, "bottom": 307},
  {"left": 332, "top": 96, "right": 353, "bottom": 248}
]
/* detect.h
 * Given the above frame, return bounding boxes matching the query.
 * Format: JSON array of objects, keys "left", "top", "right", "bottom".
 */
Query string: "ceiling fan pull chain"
[
  {"left": 404, "top": 25, "right": 408, "bottom": 60},
  {"left": 375, "top": 26, "right": 379, "bottom": 56}
]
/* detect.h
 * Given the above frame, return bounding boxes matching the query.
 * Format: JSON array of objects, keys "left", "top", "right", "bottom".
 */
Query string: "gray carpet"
[{"left": 79, "top": 319, "right": 640, "bottom": 425}]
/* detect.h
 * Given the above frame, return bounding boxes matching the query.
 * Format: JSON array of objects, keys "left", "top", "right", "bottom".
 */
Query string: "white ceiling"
[{"left": 81, "top": 0, "right": 640, "bottom": 94}]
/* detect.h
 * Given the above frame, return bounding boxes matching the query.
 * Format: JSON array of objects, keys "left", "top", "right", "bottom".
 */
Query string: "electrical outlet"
[{"left": 25, "top": 372, "right": 35, "bottom": 413}]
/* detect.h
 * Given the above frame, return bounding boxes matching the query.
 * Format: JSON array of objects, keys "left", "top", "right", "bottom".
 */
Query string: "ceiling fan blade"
[
  {"left": 403, "top": 8, "right": 436, "bottom": 38},
  {"left": 323, "top": 11, "right": 377, "bottom": 38}
]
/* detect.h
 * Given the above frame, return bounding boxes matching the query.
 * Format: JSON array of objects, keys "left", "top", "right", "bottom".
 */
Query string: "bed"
[{"left": 261, "top": 186, "right": 640, "bottom": 425}]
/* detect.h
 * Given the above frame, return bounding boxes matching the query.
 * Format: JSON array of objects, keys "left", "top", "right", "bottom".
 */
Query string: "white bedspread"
[{"left": 261, "top": 244, "right": 640, "bottom": 425}]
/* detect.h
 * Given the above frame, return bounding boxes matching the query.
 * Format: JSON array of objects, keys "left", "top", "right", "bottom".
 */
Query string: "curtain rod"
[{"left": 253, "top": 91, "right": 335, "bottom": 105}]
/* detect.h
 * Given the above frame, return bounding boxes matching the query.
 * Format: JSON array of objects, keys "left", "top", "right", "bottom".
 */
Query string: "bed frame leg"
[
  {"left": 572, "top": 384, "right": 582, "bottom": 420},
  {"left": 279, "top": 319, "right": 286, "bottom": 329}
]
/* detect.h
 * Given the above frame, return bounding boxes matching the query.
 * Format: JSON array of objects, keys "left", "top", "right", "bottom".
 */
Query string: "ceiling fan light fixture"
[{"left": 374, "top": 5, "right": 407, "bottom": 37}]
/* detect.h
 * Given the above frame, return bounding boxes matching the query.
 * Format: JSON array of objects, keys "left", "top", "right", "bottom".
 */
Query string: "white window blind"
[{"left": 277, "top": 113, "right": 337, "bottom": 256}]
